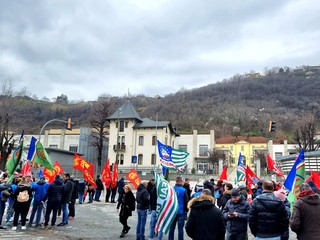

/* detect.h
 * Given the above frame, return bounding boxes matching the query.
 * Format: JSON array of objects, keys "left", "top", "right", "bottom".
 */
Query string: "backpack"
[
  {"left": 214, "top": 189, "right": 221, "bottom": 199},
  {"left": 17, "top": 190, "right": 29, "bottom": 202}
]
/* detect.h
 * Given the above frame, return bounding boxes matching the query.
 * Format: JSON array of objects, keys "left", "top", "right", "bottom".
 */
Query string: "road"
[{"left": 0, "top": 199, "right": 297, "bottom": 240}]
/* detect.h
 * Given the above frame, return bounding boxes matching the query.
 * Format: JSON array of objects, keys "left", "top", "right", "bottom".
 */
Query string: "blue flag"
[
  {"left": 27, "top": 136, "right": 37, "bottom": 160},
  {"left": 284, "top": 149, "right": 305, "bottom": 191}
]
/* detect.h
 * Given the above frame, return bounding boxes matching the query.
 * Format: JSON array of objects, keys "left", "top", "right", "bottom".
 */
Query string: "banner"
[{"left": 125, "top": 169, "right": 141, "bottom": 189}]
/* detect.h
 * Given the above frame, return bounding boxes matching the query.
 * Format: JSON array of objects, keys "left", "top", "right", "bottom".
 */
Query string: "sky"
[{"left": 0, "top": 0, "right": 320, "bottom": 101}]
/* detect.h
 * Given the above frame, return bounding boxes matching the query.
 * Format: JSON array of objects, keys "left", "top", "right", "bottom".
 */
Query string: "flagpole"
[{"left": 154, "top": 111, "right": 158, "bottom": 172}]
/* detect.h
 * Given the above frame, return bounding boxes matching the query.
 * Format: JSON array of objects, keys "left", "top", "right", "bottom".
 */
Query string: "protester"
[
  {"left": 136, "top": 180, "right": 150, "bottom": 240},
  {"left": 183, "top": 178, "right": 192, "bottom": 199},
  {"left": 220, "top": 182, "right": 233, "bottom": 211},
  {"left": 94, "top": 175, "right": 104, "bottom": 201},
  {"left": 148, "top": 180, "right": 158, "bottom": 240},
  {"left": 274, "top": 189, "right": 290, "bottom": 240},
  {"left": 42, "top": 174, "right": 64, "bottom": 229},
  {"left": 168, "top": 177, "right": 189, "bottom": 240},
  {"left": 77, "top": 179, "right": 86, "bottom": 204},
  {"left": 57, "top": 173, "right": 74, "bottom": 226},
  {"left": 214, "top": 180, "right": 224, "bottom": 208},
  {"left": 12, "top": 177, "right": 32, "bottom": 230},
  {"left": 307, "top": 180, "right": 319, "bottom": 193},
  {"left": 147, "top": 179, "right": 155, "bottom": 194},
  {"left": 28, "top": 177, "right": 49, "bottom": 227},
  {"left": 0, "top": 180, "right": 11, "bottom": 229},
  {"left": 87, "top": 182, "right": 95, "bottom": 204},
  {"left": 105, "top": 177, "right": 112, "bottom": 202},
  {"left": 116, "top": 184, "right": 136, "bottom": 238},
  {"left": 223, "top": 188, "right": 250, "bottom": 240},
  {"left": 249, "top": 181, "right": 288, "bottom": 240},
  {"left": 110, "top": 180, "right": 118, "bottom": 203},
  {"left": 290, "top": 183, "right": 320, "bottom": 239},
  {"left": 68, "top": 177, "right": 78, "bottom": 219},
  {"left": 117, "top": 178, "right": 125, "bottom": 197},
  {"left": 185, "top": 189, "right": 225, "bottom": 240},
  {"left": 5, "top": 176, "right": 19, "bottom": 226}
]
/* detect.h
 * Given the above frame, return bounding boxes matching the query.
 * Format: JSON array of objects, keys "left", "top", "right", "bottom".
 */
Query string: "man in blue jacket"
[
  {"left": 168, "top": 177, "right": 189, "bottom": 240},
  {"left": 28, "top": 177, "right": 49, "bottom": 227}
]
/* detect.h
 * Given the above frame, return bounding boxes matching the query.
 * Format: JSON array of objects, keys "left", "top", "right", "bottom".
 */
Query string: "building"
[
  {"left": 215, "top": 136, "right": 269, "bottom": 168},
  {"left": 106, "top": 100, "right": 179, "bottom": 173}
]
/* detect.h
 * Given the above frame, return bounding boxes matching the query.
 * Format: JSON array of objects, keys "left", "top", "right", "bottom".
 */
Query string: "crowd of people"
[{"left": 1, "top": 170, "right": 320, "bottom": 240}]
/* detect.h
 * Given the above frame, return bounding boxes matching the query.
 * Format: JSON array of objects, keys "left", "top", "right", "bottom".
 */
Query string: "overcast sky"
[{"left": 1, "top": 0, "right": 319, "bottom": 101}]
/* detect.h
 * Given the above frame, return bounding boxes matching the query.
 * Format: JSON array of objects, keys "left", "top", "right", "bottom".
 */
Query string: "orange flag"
[
  {"left": 125, "top": 169, "right": 141, "bottom": 189},
  {"left": 219, "top": 166, "right": 227, "bottom": 180},
  {"left": 111, "top": 163, "right": 118, "bottom": 188},
  {"left": 43, "top": 161, "right": 65, "bottom": 183},
  {"left": 101, "top": 159, "right": 111, "bottom": 183}
]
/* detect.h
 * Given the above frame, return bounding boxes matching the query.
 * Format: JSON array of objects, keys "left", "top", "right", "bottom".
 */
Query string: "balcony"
[{"left": 113, "top": 143, "right": 126, "bottom": 152}]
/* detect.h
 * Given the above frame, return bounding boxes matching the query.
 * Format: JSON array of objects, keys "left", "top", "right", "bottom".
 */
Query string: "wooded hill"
[{"left": 3, "top": 65, "right": 320, "bottom": 142}]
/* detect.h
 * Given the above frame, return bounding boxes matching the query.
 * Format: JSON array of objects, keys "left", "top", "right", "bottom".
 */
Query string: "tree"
[
  {"left": 55, "top": 94, "right": 68, "bottom": 104},
  {"left": 90, "top": 101, "right": 111, "bottom": 168},
  {"left": 294, "top": 117, "right": 320, "bottom": 152},
  {"left": 208, "top": 149, "right": 226, "bottom": 169}
]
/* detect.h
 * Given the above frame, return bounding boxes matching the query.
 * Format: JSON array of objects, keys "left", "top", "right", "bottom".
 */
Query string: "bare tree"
[
  {"left": 90, "top": 101, "right": 111, "bottom": 168},
  {"left": 208, "top": 149, "right": 226, "bottom": 169}
]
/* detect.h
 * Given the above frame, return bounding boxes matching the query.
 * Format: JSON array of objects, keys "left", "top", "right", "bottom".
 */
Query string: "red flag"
[
  {"left": 21, "top": 161, "right": 32, "bottom": 177},
  {"left": 101, "top": 159, "right": 111, "bottom": 183},
  {"left": 43, "top": 161, "right": 65, "bottom": 183},
  {"left": 111, "top": 163, "right": 118, "bottom": 188},
  {"left": 125, "top": 169, "right": 141, "bottom": 189},
  {"left": 246, "top": 165, "right": 260, "bottom": 194},
  {"left": 73, "top": 154, "right": 91, "bottom": 171},
  {"left": 219, "top": 166, "right": 227, "bottom": 180},
  {"left": 311, "top": 171, "right": 320, "bottom": 188},
  {"left": 83, "top": 163, "right": 97, "bottom": 188},
  {"left": 267, "top": 154, "right": 285, "bottom": 179}
]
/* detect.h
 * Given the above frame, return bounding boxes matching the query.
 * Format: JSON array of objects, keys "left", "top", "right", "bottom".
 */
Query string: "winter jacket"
[
  {"left": 77, "top": 180, "right": 86, "bottom": 193},
  {"left": 183, "top": 182, "right": 192, "bottom": 199},
  {"left": 43, "top": 178, "right": 64, "bottom": 203},
  {"left": 222, "top": 195, "right": 249, "bottom": 234},
  {"left": 117, "top": 190, "right": 136, "bottom": 217},
  {"left": 136, "top": 184, "right": 149, "bottom": 210},
  {"left": 174, "top": 184, "right": 189, "bottom": 214},
  {"left": 71, "top": 179, "right": 79, "bottom": 200},
  {"left": 13, "top": 183, "right": 33, "bottom": 208},
  {"left": 249, "top": 191, "right": 289, "bottom": 238},
  {"left": 95, "top": 178, "right": 104, "bottom": 191},
  {"left": 149, "top": 185, "right": 157, "bottom": 211},
  {"left": 117, "top": 178, "right": 125, "bottom": 194},
  {"left": 31, "top": 179, "right": 49, "bottom": 202},
  {"left": 62, "top": 179, "right": 74, "bottom": 203},
  {"left": 290, "top": 190, "right": 320, "bottom": 240},
  {"left": 282, "top": 199, "right": 291, "bottom": 240},
  {"left": 185, "top": 194, "right": 225, "bottom": 240},
  {"left": 220, "top": 190, "right": 232, "bottom": 210}
]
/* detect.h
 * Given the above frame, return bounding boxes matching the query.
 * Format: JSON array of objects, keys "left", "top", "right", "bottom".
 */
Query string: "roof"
[
  {"left": 106, "top": 100, "right": 142, "bottom": 121},
  {"left": 133, "top": 118, "right": 169, "bottom": 128},
  {"left": 215, "top": 136, "right": 268, "bottom": 144}
]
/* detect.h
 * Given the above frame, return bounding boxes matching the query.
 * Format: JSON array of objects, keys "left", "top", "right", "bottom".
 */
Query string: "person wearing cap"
[
  {"left": 222, "top": 188, "right": 250, "bottom": 240},
  {"left": 249, "top": 181, "right": 288, "bottom": 240},
  {"left": 290, "top": 183, "right": 320, "bottom": 239},
  {"left": 186, "top": 188, "right": 225, "bottom": 240}
]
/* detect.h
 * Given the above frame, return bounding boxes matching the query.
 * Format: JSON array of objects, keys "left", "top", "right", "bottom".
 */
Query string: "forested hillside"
[{"left": 3, "top": 65, "right": 320, "bottom": 142}]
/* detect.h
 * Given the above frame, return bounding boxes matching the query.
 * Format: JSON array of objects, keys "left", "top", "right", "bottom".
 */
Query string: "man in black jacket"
[
  {"left": 57, "top": 173, "right": 74, "bottom": 226},
  {"left": 249, "top": 181, "right": 289, "bottom": 239},
  {"left": 136, "top": 180, "right": 150, "bottom": 240},
  {"left": 185, "top": 189, "right": 225, "bottom": 240},
  {"left": 94, "top": 175, "right": 103, "bottom": 202},
  {"left": 42, "top": 175, "right": 64, "bottom": 229},
  {"left": 223, "top": 188, "right": 249, "bottom": 240}
]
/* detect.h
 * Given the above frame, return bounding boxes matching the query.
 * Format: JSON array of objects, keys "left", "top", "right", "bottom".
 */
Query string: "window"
[
  {"left": 125, "top": 121, "right": 128, "bottom": 128},
  {"left": 49, "top": 145, "right": 58, "bottom": 149},
  {"left": 116, "top": 154, "right": 120, "bottom": 165},
  {"left": 120, "top": 121, "right": 124, "bottom": 132},
  {"left": 152, "top": 136, "right": 157, "bottom": 146},
  {"left": 138, "top": 154, "right": 143, "bottom": 165},
  {"left": 179, "top": 145, "right": 187, "bottom": 152},
  {"left": 241, "top": 145, "right": 244, "bottom": 151},
  {"left": 138, "top": 136, "right": 144, "bottom": 146},
  {"left": 69, "top": 145, "right": 78, "bottom": 152},
  {"left": 120, "top": 154, "right": 124, "bottom": 165},
  {"left": 199, "top": 145, "right": 208, "bottom": 156},
  {"left": 121, "top": 136, "right": 125, "bottom": 144},
  {"left": 151, "top": 154, "right": 156, "bottom": 165}
]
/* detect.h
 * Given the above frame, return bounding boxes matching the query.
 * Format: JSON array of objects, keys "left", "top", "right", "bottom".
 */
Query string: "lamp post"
[{"left": 153, "top": 95, "right": 161, "bottom": 172}]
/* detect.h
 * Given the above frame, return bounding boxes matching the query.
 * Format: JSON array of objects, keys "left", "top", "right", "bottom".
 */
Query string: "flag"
[
  {"left": 83, "top": 163, "right": 97, "bottom": 188},
  {"left": 73, "top": 154, "right": 91, "bottom": 171},
  {"left": 125, "top": 169, "right": 141, "bottom": 189},
  {"left": 111, "top": 163, "right": 118, "bottom": 188},
  {"left": 38, "top": 169, "right": 44, "bottom": 179},
  {"left": 21, "top": 161, "right": 32, "bottom": 176},
  {"left": 219, "top": 166, "right": 227, "bottom": 180},
  {"left": 28, "top": 137, "right": 54, "bottom": 170},
  {"left": 235, "top": 153, "right": 246, "bottom": 184},
  {"left": 101, "top": 159, "right": 111, "bottom": 182},
  {"left": 43, "top": 161, "right": 65, "bottom": 183},
  {"left": 246, "top": 165, "right": 260, "bottom": 194},
  {"left": 305, "top": 170, "right": 320, "bottom": 188},
  {"left": 284, "top": 149, "right": 305, "bottom": 211},
  {"left": 157, "top": 140, "right": 188, "bottom": 171},
  {"left": 6, "top": 140, "right": 24, "bottom": 177},
  {"left": 153, "top": 172, "right": 178, "bottom": 234},
  {"left": 267, "top": 154, "right": 285, "bottom": 179}
]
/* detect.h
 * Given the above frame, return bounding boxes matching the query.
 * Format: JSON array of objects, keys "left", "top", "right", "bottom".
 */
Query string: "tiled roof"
[
  {"left": 133, "top": 118, "right": 169, "bottom": 128},
  {"left": 215, "top": 136, "right": 268, "bottom": 144},
  {"left": 107, "top": 100, "right": 142, "bottom": 121}
]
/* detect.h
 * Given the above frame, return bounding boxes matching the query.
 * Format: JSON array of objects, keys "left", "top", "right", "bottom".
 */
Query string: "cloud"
[{"left": 0, "top": 0, "right": 319, "bottom": 100}]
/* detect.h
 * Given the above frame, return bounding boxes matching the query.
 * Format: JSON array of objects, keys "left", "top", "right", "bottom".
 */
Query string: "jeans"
[
  {"left": 78, "top": 192, "right": 84, "bottom": 204},
  {"left": 136, "top": 209, "right": 148, "bottom": 240},
  {"left": 255, "top": 237, "right": 280, "bottom": 240},
  {"left": 61, "top": 203, "right": 69, "bottom": 224},
  {"left": 6, "top": 199, "right": 14, "bottom": 223},
  {"left": 95, "top": 190, "right": 102, "bottom": 201},
  {"left": 148, "top": 210, "right": 157, "bottom": 240},
  {"left": 168, "top": 214, "right": 185, "bottom": 240},
  {"left": 29, "top": 201, "right": 44, "bottom": 225},
  {"left": 88, "top": 191, "right": 94, "bottom": 203},
  {"left": 226, "top": 231, "right": 248, "bottom": 240}
]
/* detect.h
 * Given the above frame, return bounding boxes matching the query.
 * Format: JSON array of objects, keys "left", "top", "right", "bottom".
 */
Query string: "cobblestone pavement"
[{"left": 0, "top": 200, "right": 297, "bottom": 240}]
